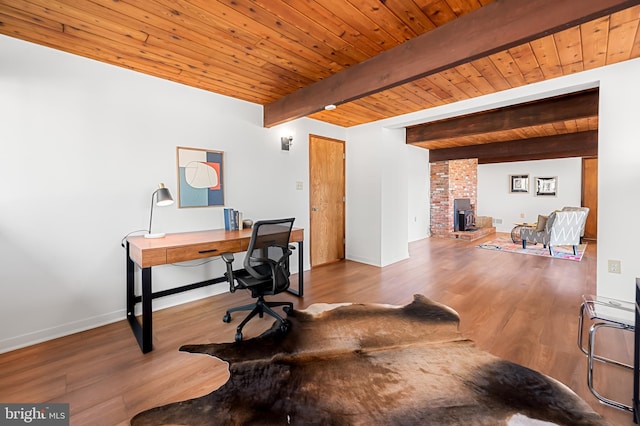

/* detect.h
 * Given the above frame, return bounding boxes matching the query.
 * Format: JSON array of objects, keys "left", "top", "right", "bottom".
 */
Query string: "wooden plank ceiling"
[{"left": 1, "top": 0, "right": 639, "bottom": 151}]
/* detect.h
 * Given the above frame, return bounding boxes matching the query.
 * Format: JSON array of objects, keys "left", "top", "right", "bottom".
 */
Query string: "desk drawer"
[{"left": 166, "top": 240, "right": 243, "bottom": 263}]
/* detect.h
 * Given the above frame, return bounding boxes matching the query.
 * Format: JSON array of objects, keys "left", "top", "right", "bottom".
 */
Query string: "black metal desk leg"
[
  {"left": 126, "top": 242, "right": 135, "bottom": 321},
  {"left": 126, "top": 244, "right": 150, "bottom": 353},
  {"left": 297, "top": 240, "right": 304, "bottom": 296},
  {"left": 141, "top": 267, "right": 153, "bottom": 353}
]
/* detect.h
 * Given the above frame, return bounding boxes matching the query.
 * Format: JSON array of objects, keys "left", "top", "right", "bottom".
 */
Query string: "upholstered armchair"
[{"left": 520, "top": 209, "right": 588, "bottom": 256}]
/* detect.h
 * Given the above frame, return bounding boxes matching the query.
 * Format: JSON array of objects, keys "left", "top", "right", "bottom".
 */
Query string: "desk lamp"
[{"left": 145, "top": 183, "right": 174, "bottom": 239}]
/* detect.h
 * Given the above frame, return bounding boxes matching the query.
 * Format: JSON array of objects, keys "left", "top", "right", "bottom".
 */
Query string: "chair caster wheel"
[
  {"left": 280, "top": 320, "right": 290, "bottom": 334},
  {"left": 283, "top": 306, "right": 292, "bottom": 314},
  {"left": 235, "top": 332, "right": 243, "bottom": 342},
  {"left": 223, "top": 313, "right": 231, "bottom": 323}
]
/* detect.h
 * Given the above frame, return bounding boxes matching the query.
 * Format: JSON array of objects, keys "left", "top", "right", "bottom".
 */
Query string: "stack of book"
[{"left": 223, "top": 208, "right": 243, "bottom": 231}]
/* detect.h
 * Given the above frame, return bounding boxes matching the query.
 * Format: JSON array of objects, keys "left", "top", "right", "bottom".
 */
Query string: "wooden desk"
[{"left": 126, "top": 228, "right": 304, "bottom": 353}]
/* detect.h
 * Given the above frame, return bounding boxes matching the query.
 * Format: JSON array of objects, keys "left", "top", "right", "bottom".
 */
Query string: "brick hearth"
[{"left": 450, "top": 226, "right": 496, "bottom": 241}]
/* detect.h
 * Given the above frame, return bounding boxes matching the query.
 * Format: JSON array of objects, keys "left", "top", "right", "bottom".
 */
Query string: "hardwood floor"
[{"left": 0, "top": 233, "right": 635, "bottom": 425}]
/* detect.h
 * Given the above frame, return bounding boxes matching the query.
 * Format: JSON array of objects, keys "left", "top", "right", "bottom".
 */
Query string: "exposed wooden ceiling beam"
[
  {"left": 263, "top": 0, "right": 637, "bottom": 127},
  {"left": 428, "top": 131, "right": 598, "bottom": 164},
  {"left": 406, "top": 89, "right": 599, "bottom": 144}
]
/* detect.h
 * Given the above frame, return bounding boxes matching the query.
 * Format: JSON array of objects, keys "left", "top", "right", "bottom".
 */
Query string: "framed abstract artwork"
[
  {"left": 535, "top": 176, "right": 557, "bottom": 196},
  {"left": 509, "top": 174, "right": 529, "bottom": 193},
  {"left": 176, "top": 146, "right": 224, "bottom": 208}
]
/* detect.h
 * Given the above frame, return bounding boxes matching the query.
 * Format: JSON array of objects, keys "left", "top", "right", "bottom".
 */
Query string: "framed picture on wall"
[
  {"left": 535, "top": 176, "right": 557, "bottom": 196},
  {"left": 509, "top": 174, "right": 529, "bottom": 193},
  {"left": 176, "top": 146, "right": 225, "bottom": 208}
]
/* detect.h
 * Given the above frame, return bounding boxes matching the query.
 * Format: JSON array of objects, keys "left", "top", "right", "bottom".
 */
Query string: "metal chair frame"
[{"left": 578, "top": 295, "right": 635, "bottom": 412}]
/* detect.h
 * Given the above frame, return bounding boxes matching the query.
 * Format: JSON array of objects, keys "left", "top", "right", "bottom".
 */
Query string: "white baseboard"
[
  {"left": 0, "top": 284, "right": 233, "bottom": 354},
  {"left": 0, "top": 309, "right": 125, "bottom": 354},
  {"left": 345, "top": 254, "right": 381, "bottom": 267}
]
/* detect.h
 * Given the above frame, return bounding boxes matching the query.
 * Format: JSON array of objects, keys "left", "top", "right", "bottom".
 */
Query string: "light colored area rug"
[
  {"left": 478, "top": 236, "right": 586, "bottom": 261},
  {"left": 131, "top": 295, "right": 607, "bottom": 425}
]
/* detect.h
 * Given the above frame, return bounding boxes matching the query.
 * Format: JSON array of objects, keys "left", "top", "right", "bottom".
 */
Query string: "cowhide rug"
[{"left": 132, "top": 294, "right": 609, "bottom": 425}]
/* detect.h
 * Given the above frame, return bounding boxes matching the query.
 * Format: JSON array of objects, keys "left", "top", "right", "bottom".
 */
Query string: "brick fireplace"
[{"left": 430, "top": 159, "right": 478, "bottom": 238}]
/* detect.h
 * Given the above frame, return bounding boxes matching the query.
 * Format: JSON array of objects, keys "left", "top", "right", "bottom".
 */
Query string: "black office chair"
[{"left": 221, "top": 218, "right": 295, "bottom": 342}]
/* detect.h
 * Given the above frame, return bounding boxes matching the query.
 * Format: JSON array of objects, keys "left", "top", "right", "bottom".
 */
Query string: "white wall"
[
  {"left": 0, "top": 35, "right": 345, "bottom": 352},
  {"left": 477, "top": 158, "right": 582, "bottom": 232},
  {"left": 345, "top": 125, "right": 428, "bottom": 266},
  {"left": 407, "top": 146, "right": 431, "bottom": 242},
  {"left": 597, "top": 61, "right": 640, "bottom": 301},
  {"left": 380, "top": 128, "right": 410, "bottom": 266},
  {"left": 344, "top": 125, "right": 383, "bottom": 266}
]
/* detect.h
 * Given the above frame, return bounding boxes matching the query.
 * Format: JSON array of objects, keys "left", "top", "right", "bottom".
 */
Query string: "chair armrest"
[{"left": 220, "top": 252, "right": 237, "bottom": 293}]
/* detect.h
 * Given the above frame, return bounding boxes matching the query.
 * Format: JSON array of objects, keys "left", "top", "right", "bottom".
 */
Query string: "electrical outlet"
[
  {"left": 608, "top": 260, "right": 621, "bottom": 274},
  {"left": 296, "top": 181, "right": 303, "bottom": 190}
]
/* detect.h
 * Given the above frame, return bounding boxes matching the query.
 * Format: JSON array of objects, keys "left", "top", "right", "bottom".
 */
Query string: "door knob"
[{"left": 312, "top": 207, "right": 318, "bottom": 211}]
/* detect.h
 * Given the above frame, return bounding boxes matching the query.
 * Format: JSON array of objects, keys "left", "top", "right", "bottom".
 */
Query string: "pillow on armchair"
[
  {"left": 521, "top": 212, "right": 556, "bottom": 248},
  {"left": 536, "top": 215, "right": 548, "bottom": 232}
]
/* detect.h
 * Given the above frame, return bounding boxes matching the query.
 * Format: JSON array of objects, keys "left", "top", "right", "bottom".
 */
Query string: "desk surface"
[{"left": 128, "top": 227, "right": 304, "bottom": 268}]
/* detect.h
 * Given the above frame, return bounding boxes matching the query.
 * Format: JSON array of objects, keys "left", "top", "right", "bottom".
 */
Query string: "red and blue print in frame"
[{"left": 177, "top": 146, "right": 225, "bottom": 208}]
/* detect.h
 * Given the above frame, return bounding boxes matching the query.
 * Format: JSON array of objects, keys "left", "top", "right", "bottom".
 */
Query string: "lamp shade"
[
  {"left": 145, "top": 183, "right": 174, "bottom": 239},
  {"left": 155, "top": 185, "right": 174, "bottom": 206}
]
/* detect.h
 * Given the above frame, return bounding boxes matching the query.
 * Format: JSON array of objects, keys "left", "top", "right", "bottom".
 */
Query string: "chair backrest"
[
  {"left": 562, "top": 206, "right": 590, "bottom": 237},
  {"left": 549, "top": 210, "right": 587, "bottom": 246},
  {"left": 244, "top": 218, "right": 295, "bottom": 291}
]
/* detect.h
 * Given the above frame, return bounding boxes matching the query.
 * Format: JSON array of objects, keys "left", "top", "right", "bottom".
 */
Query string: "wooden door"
[
  {"left": 309, "top": 135, "right": 345, "bottom": 267},
  {"left": 582, "top": 158, "right": 598, "bottom": 240}
]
